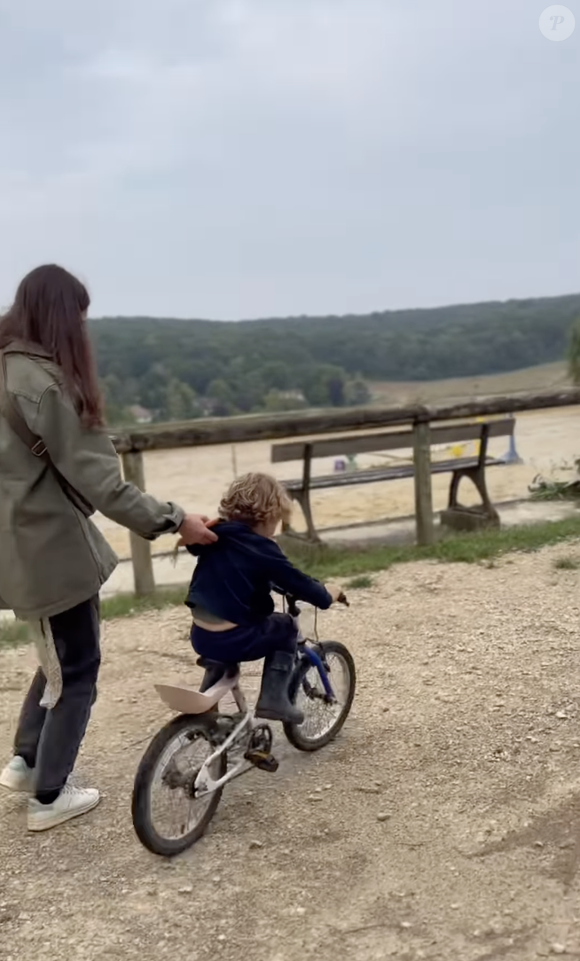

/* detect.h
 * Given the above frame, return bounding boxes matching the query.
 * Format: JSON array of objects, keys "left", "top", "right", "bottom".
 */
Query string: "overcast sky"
[{"left": 0, "top": 0, "right": 578, "bottom": 319}]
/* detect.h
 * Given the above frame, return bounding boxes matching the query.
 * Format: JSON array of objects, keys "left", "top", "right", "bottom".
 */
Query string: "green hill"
[{"left": 89, "top": 293, "right": 580, "bottom": 424}]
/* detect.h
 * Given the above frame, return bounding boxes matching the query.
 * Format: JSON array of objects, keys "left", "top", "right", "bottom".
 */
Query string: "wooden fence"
[{"left": 112, "top": 389, "right": 580, "bottom": 595}]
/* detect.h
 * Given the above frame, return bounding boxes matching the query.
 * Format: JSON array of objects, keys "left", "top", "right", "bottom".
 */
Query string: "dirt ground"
[{"left": 2, "top": 543, "right": 580, "bottom": 960}]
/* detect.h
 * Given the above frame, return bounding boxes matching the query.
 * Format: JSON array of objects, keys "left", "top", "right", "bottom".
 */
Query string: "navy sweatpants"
[{"left": 191, "top": 612, "right": 297, "bottom": 663}]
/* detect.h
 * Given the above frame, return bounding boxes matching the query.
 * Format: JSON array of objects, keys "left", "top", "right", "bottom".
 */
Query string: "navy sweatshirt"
[{"left": 186, "top": 520, "right": 332, "bottom": 627}]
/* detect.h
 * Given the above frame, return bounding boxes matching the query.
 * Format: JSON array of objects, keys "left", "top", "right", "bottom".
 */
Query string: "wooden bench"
[{"left": 271, "top": 418, "right": 515, "bottom": 542}]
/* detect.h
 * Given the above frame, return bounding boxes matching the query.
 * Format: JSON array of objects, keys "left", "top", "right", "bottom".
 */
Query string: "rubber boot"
[{"left": 255, "top": 651, "right": 304, "bottom": 725}]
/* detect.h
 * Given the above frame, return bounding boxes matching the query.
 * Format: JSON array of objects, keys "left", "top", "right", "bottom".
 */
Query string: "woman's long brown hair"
[{"left": 0, "top": 264, "right": 104, "bottom": 428}]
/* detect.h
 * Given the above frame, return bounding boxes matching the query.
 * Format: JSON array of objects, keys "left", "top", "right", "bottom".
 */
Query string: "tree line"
[{"left": 89, "top": 292, "right": 580, "bottom": 425}]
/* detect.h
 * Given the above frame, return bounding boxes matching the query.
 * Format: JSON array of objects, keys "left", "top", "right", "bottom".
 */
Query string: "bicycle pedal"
[{"left": 245, "top": 749, "right": 279, "bottom": 773}]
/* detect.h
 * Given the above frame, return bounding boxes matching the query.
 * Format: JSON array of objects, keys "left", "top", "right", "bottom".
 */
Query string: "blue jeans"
[{"left": 191, "top": 612, "right": 297, "bottom": 663}]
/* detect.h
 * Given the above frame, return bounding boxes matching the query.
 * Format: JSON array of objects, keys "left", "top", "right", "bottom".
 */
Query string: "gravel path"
[{"left": 2, "top": 544, "right": 580, "bottom": 960}]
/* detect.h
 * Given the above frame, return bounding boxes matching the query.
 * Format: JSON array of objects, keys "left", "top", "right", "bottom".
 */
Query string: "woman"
[{"left": 0, "top": 264, "right": 216, "bottom": 832}]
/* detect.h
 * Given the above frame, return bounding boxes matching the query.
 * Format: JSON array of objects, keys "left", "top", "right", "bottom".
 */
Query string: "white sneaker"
[
  {"left": 28, "top": 784, "right": 100, "bottom": 832},
  {"left": 0, "top": 756, "right": 35, "bottom": 793}
]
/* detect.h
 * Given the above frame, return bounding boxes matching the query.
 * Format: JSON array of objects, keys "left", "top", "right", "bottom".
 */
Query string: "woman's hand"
[{"left": 177, "top": 515, "right": 219, "bottom": 547}]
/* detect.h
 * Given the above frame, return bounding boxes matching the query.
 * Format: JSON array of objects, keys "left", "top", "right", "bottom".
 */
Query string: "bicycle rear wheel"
[
  {"left": 132, "top": 714, "right": 226, "bottom": 857},
  {"left": 283, "top": 641, "right": 356, "bottom": 752}
]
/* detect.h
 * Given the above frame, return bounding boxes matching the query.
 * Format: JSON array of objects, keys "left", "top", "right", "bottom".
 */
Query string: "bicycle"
[{"left": 131, "top": 594, "right": 356, "bottom": 857}]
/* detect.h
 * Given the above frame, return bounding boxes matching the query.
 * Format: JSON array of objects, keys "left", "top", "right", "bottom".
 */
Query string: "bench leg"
[
  {"left": 445, "top": 465, "right": 500, "bottom": 527},
  {"left": 282, "top": 492, "right": 300, "bottom": 537},
  {"left": 470, "top": 465, "right": 499, "bottom": 521},
  {"left": 448, "top": 469, "right": 461, "bottom": 510},
  {"left": 295, "top": 489, "right": 320, "bottom": 543},
  {"left": 281, "top": 490, "right": 320, "bottom": 542}
]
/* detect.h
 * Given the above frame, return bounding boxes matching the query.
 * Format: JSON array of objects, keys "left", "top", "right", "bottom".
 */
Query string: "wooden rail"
[
  {"left": 115, "top": 389, "right": 580, "bottom": 595},
  {"left": 111, "top": 389, "right": 580, "bottom": 454}
]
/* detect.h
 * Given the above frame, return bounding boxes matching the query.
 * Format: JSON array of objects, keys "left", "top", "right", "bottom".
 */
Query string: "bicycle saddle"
[
  {"left": 155, "top": 657, "right": 241, "bottom": 714},
  {"left": 196, "top": 657, "right": 239, "bottom": 675}
]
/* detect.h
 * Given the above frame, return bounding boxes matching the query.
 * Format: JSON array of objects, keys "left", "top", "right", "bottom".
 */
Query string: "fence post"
[
  {"left": 413, "top": 419, "right": 435, "bottom": 546},
  {"left": 121, "top": 450, "right": 155, "bottom": 596}
]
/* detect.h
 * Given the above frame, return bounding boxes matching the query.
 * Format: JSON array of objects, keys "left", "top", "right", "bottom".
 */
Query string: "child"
[{"left": 185, "top": 473, "right": 342, "bottom": 724}]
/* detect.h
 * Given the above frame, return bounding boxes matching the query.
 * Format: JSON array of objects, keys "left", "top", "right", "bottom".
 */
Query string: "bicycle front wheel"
[
  {"left": 284, "top": 641, "right": 356, "bottom": 752},
  {"left": 132, "top": 714, "right": 227, "bottom": 857}
]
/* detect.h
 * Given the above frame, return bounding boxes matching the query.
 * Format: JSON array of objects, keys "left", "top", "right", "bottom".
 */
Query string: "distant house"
[
  {"left": 198, "top": 398, "right": 217, "bottom": 417},
  {"left": 128, "top": 405, "right": 153, "bottom": 424},
  {"left": 278, "top": 390, "right": 306, "bottom": 402}
]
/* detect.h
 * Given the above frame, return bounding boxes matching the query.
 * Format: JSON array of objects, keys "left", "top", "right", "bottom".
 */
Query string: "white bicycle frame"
[
  {"left": 194, "top": 681, "right": 254, "bottom": 796},
  {"left": 194, "top": 611, "right": 304, "bottom": 797},
  {"left": 154, "top": 609, "right": 305, "bottom": 797}
]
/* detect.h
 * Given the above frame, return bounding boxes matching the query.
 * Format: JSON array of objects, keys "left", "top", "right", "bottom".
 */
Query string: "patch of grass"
[
  {"left": 345, "top": 575, "right": 375, "bottom": 590},
  {"left": 100, "top": 586, "right": 187, "bottom": 620},
  {"left": 284, "top": 516, "right": 580, "bottom": 582},
  {"left": 0, "top": 586, "right": 189, "bottom": 650},
  {"left": 4, "top": 517, "right": 580, "bottom": 649},
  {"left": 553, "top": 556, "right": 580, "bottom": 571},
  {"left": 530, "top": 481, "right": 580, "bottom": 502},
  {"left": 0, "top": 620, "right": 34, "bottom": 648}
]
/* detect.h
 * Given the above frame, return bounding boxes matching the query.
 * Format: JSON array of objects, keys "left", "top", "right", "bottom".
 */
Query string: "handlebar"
[{"left": 285, "top": 592, "right": 349, "bottom": 614}]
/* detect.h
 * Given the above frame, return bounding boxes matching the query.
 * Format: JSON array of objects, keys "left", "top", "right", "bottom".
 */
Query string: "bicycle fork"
[{"left": 293, "top": 614, "right": 336, "bottom": 701}]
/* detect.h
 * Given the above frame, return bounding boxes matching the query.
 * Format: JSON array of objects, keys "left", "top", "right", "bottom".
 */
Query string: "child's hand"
[
  {"left": 325, "top": 583, "right": 343, "bottom": 603},
  {"left": 177, "top": 514, "right": 219, "bottom": 547}
]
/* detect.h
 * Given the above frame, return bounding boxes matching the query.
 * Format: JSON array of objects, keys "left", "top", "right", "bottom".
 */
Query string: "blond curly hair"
[{"left": 219, "top": 472, "right": 293, "bottom": 528}]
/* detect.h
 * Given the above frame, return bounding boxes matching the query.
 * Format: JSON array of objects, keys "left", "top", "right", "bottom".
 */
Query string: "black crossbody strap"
[
  {"left": 0, "top": 351, "right": 48, "bottom": 459},
  {"left": 0, "top": 349, "right": 94, "bottom": 518}
]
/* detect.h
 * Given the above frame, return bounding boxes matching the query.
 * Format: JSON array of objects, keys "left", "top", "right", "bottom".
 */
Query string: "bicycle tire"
[
  {"left": 132, "top": 713, "right": 227, "bottom": 857},
  {"left": 284, "top": 640, "right": 356, "bottom": 752}
]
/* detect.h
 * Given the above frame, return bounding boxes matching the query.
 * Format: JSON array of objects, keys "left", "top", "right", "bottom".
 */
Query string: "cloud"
[{"left": 0, "top": 0, "right": 578, "bottom": 317}]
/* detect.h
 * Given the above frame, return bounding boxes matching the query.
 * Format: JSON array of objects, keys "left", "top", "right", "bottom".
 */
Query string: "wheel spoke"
[
  {"left": 148, "top": 728, "right": 218, "bottom": 842},
  {"left": 294, "top": 650, "right": 352, "bottom": 742}
]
